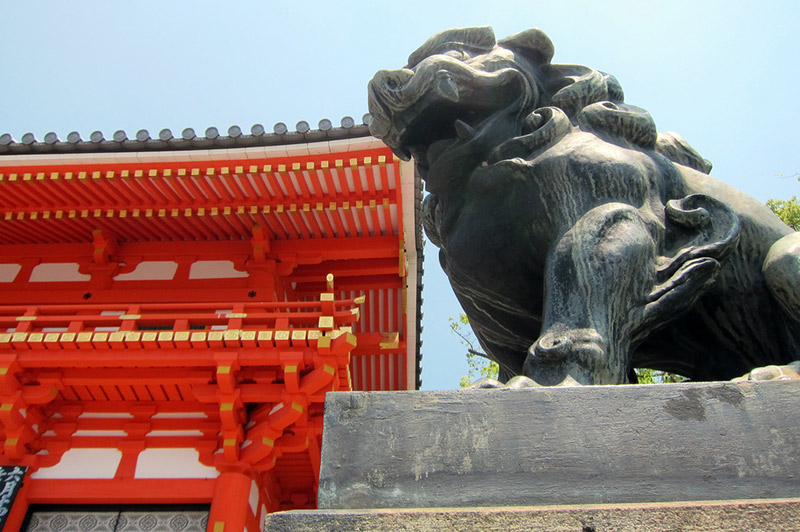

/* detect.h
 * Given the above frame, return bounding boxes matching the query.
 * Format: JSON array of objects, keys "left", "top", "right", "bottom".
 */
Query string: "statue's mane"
[{"left": 489, "top": 31, "right": 711, "bottom": 174}]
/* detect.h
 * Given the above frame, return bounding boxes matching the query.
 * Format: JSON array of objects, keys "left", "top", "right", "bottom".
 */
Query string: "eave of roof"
[
  {"left": 0, "top": 116, "right": 373, "bottom": 156},
  {"left": 0, "top": 124, "right": 424, "bottom": 390}
]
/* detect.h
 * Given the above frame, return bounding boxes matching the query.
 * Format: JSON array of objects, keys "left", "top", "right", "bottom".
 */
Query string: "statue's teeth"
[
  {"left": 454, "top": 119, "right": 476, "bottom": 140},
  {"left": 438, "top": 75, "right": 460, "bottom": 102}
]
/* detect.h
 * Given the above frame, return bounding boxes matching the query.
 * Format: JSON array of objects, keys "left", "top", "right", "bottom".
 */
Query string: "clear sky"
[{"left": 2, "top": 1, "right": 798, "bottom": 390}]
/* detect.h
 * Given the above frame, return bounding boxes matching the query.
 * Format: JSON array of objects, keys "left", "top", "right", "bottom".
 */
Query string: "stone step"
[{"left": 264, "top": 498, "right": 800, "bottom": 532}]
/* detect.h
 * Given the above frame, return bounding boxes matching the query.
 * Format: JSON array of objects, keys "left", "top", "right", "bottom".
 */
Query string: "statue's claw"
[
  {"left": 466, "top": 377, "right": 507, "bottom": 389},
  {"left": 732, "top": 361, "right": 800, "bottom": 382},
  {"left": 466, "top": 375, "right": 582, "bottom": 389}
]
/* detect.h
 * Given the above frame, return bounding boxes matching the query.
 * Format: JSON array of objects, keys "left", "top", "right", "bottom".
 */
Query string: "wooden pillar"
[
  {"left": 208, "top": 470, "right": 252, "bottom": 532},
  {"left": 2, "top": 474, "right": 30, "bottom": 532}
]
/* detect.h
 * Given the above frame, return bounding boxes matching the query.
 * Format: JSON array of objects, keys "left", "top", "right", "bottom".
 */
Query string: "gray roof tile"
[{"left": 0, "top": 116, "right": 373, "bottom": 155}]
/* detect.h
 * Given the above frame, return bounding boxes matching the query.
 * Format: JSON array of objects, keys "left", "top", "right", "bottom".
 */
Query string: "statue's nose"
[{"left": 372, "top": 69, "right": 414, "bottom": 94}]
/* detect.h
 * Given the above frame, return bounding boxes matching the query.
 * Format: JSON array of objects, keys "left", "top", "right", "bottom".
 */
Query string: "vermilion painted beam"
[{"left": 26, "top": 478, "right": 215, "bottom": 504}]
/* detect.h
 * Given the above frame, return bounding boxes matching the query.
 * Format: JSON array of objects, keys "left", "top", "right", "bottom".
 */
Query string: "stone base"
[
  {"left": 318, "top": 381, "right": 800, "bottom": 509},
  {"left": 264, "top": 498, "right": 800, "bottom": 532}
]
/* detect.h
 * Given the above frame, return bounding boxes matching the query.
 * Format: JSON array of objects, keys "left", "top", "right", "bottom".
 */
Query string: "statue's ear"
[
  {"left": 640, "top": 194, "right": 740, "bottom": 330},
  {"left": 498, "top": 28, "right": 554, "bottom": 65}
]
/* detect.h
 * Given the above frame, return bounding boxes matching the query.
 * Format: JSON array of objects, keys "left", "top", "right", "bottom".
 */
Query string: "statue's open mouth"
[
  {"left": 369, "top": 65, "right": 530, "bottom": 192},
  {"left": 403, "top": 101, "right": 497, "bottom": 175}
]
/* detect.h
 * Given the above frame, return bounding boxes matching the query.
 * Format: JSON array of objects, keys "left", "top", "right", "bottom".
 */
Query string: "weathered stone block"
[{"left": 318, "top": 381, "right": 800, "bottom": 509}]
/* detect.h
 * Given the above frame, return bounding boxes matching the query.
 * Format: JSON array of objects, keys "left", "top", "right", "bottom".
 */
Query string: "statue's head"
[
  {"left": 368, "top": 26, "right": 554, "bottom": 193},
  {"left": 368, "top": 26, "right": 711, "bottom": 196}
]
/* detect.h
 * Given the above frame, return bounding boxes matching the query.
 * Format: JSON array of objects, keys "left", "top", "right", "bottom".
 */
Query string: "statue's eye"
[{"left": 444, "top": 49, "right": 469, "bottom": 61}]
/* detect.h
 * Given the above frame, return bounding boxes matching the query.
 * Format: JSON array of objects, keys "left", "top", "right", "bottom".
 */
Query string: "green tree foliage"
[
  {"left": 449, "top": 314, "right": 499, "bottom": 387},
  {"left": 633, "top": 368, "right": 684, "bottom": 384},
  {"left": 767, "top": 196, "right": 800, "bottom": 230}
]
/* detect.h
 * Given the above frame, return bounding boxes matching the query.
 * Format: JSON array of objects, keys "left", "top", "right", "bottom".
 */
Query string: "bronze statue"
[{"left": 368, "top": 26, "right": 800, "bottom": 385}]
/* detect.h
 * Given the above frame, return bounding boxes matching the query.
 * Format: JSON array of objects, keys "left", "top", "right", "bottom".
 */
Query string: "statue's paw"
[
  {"left": 732, "top": 361, "right": 800, "bottom": 382},
  {"left": 467, "top": 375, "right": 578, "bottom": 389},
  {"left": 505, "top": 376, "right": 542, "bottom": 389},
  {"left": 466, "top": 377, "right": 506, "bottom": 389}
]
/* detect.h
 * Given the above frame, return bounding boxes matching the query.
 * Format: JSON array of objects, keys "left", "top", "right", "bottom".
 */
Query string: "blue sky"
[{"left": 2, "top": 1, "right": 798, "bottom": 390}]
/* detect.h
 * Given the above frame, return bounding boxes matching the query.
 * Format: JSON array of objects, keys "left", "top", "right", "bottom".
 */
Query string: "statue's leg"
[
  {"left": 763, "top": 232, "right": 800, "bottom": 324},
  {"left": 733, "top": 232, "right": 800, "bottom": 381},
  {"left": 523, "top": 204, "right": 657, "bottom": 386}
]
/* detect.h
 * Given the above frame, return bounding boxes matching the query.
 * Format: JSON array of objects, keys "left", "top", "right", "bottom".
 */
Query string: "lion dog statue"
[{"left": 368, "top": 26, "right": 800, "bottom": 386}]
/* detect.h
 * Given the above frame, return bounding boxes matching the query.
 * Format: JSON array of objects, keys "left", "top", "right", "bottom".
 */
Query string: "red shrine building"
[{"left": 0, "top": 119, "right": 422, "bottom": 531}]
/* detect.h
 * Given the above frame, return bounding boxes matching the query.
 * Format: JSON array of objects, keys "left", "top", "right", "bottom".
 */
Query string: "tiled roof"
[{"left": 0, "top": 115, "right": 374, "bottom": 155}]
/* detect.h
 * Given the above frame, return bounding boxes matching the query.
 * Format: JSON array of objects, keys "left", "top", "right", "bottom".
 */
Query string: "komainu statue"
[{"left": 368, "top": 26, "right": 800, "bottom": 385}]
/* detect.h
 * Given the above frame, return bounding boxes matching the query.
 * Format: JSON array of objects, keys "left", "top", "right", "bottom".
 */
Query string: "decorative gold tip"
[
  {"left": 317, "top": 335, "right": 331, "bottom": 348},
  {"left": 292, "top": 162, "right": 301, "bottom": 171},
  {"left": 324, "top": 365, "right": 335, "bottom": 375},
  {"left": 284, "top": 365, "right": 298, "bottom": 373},
  {"left": 318, "top": 316, "right": 334, "bottom": 329},
  {"left": 320, "top": 293, "right": 334, "bottom": 301},
  {"left": 380, "top": 332, "right": 400, "bottom": 349},
  {"left": 291, "top": 402, "right": 303, "bottom": 412},
  {"left": 346, "top": 332, "right": 357, "bottom": 346}
]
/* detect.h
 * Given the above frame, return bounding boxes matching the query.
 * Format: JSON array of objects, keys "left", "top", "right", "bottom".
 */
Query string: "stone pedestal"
[{"left": 264, "top": 381, "right": 800, "bottom": 531}]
